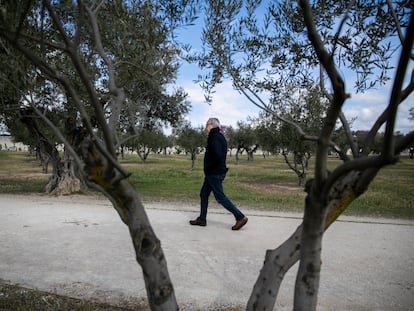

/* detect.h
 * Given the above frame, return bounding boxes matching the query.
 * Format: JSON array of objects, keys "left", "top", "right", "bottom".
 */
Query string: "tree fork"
[
  {"left": 247, "top": 225, "right": 303, "bottom": 310},
  {"left": 247, "top": 170, "right": 368, "bottom": 310}
]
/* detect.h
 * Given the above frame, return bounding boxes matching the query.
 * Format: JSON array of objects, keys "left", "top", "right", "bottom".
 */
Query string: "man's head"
[{"left": 205, "top": 118, "right": 220, "bottom": 133}]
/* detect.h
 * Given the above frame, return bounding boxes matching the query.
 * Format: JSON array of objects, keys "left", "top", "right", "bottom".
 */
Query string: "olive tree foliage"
[
  {"left": 190, "top": 0, "right": 414, "bottom": 310},
  {"left": 174, "top": 123, "right": 206, "bottom": 170},
  {"left": 259, "top": 84, "right": 327, "bottom": 186},
  {"left": 255, "top": 115, "right": 280, "bottom": 155},
  {"left": 102, "top": 0, "right": 192, "bottom": 161},
  {"left": 0, "top": 41, "right": 85, "bottom": 194},
  {"left": 0, "top": 0, "right": 191, "bottom": 194},
  {"left": 131, "top": 126, "right": 169, "bottom": 162},
  {"left": 0, "top": 0, "right": 199, "bottom": 309},
  {"left": 226, "top": 120, "right": 258, "bottom": 163}
]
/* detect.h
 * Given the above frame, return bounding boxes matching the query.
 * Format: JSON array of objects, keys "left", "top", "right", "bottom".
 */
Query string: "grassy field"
[{"left": 0, "top": 150, "right": 413, "bottom": 219}]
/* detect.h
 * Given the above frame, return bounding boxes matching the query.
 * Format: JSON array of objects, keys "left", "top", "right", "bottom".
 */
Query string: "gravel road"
[{"left": 0, "top": 194, "right": 413, "bottom": 310}]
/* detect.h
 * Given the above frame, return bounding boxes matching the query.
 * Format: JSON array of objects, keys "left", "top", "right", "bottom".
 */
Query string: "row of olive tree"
[
  {"left": 189, "top": 0, "right": 414, "bottom": 310},
  {"left": 0, "top": 0, "right": 191, "bottom": 194},
  {"left": 7, "top": 101, "right": 408, "bottom": 188},
  {"left": 0, "top": 0, "right": 199, "bottom": 309}
]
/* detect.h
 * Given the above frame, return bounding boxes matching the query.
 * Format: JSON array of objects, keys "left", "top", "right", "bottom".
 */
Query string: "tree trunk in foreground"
[
  {"left": 247, "top": 170, "right": 370, "bottom": 310},
  {"left": 78, "top": 136, "right": 178, "bottom": 310},
  {"left": 293, "top": 185, "right": 326, "bottom": 310}
]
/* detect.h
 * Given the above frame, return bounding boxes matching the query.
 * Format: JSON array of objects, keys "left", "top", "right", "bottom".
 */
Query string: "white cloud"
[
  {"left": 178, "top": 63, "right": 413, "bottom": 134},
  {"left": 183, "top": 80, "right": 262, "bottom": 128},
  {"left": 176, "top": 11, "right": 414, "bottom": 134},
  {"left": 182, "top": 79, "right": 414, "bottom": 133},
  {"left": 344, "top": 87, "right": 414, "bottom": 133}
]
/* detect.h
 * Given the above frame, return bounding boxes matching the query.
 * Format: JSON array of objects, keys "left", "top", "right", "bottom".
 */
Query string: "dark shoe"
[
  {"left": 232, "top": 217, "right": 248, "bottom": 230},
  {"left": 189, "top": 218, "right": 206, "bottom": 226}
]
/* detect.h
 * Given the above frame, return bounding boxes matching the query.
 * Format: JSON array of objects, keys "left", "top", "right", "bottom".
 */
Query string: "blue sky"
[
  {"left": 177, "top": 61, "right": 414, "bottom": 134},
  {"left": 174, "top": 5, "right": 414, "bottom": 134}
]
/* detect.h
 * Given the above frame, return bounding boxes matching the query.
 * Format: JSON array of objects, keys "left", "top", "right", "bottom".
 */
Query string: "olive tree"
[
  {"left": 175, "top": 123, "right": 206, "bottom": 170},
  {"left": 226, "top": 121, "right": 258, "bottom": 164},
  {"left": 258, "top": 84, "right": 326, "bottom": 186},
  {"left": 190, "top": 0, "right": 414, "bottom": 309},
  {"left": 0, "top": 0, "right": 198, "bottom": 309},
  {"left": 0, "top": 0, "right": 191, "bottom": 193},
  {"left": 0, "top": 44, "right": 85, "bottom": 194}
]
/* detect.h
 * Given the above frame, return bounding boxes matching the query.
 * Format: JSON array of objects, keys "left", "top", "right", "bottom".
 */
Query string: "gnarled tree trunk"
[
  {"left": 247, "top": 170, "right": 372, "bottom": 310},
  {"left": 78, "top": 136, "right": 178, "bottom": 310},
  {"left": 20, "top": 109, "right": 83, "bottom": 195},
  {"left": 45, "top": 148, "right": 84, "bottom": 196}
]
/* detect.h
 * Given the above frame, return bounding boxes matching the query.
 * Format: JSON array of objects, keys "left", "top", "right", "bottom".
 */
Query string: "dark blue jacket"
[{"left": 204, "top": 127, "right": 228, "bottom": 176}]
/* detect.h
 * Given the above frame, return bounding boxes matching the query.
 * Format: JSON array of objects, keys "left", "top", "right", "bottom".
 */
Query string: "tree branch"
[
  {"left": 330, "top": 0, "right": 355, "bottom": 59},
  {"left": 84, "top": 2, "right": 126, "bottom": 138},
  {"left": 362, "top": 68, "right": 414, "bottom": 156},
  {"left": 299, "top": 0, "right": 348, "bottom": 187},
  {"left": 338, "top": 111, "right": 355, "bottom": 159},
  {"left": 382, "top": 12, "right": 414, "bottom": 160},
  {"left": 386, "top": 0, "right": 405, "bottom": 46},
  {"left": 232, "top": 77, "right": 320, "bottom": 141},
  {"left": 43, "top": 0, "right": 72, "bottom": 48},
  {"left": 320, "top": 67, "right": 353, "bottom": 161},
  {"left": 2, "top": 28, "right": 131, "bottom": 181},
  {"left": 401, "top": 70, "right": 414, "bottom": 100},
  {"left": 41, "top": 1, "right": 117, "bottom": 160}
]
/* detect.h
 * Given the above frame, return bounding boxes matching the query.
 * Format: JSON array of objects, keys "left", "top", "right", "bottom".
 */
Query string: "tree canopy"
[
  {"left": 189, "top": 0, "right": 414, "bottom": 309},
  {"left": 1, "top": 0, "right": 199, "bottom": 308}
]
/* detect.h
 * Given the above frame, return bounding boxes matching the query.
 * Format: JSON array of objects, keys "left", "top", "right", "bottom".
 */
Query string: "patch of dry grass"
[
  {"left": 0, "top": 282, "right": 243, "bottom": 311},
  {"left": 0, "top": 152, "right": 47, "bottom": 179},
  {"left": 0, "top": 282, "right": 144, "bottom": 311}
]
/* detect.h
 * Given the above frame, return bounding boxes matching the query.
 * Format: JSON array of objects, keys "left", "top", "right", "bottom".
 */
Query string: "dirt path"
[{"left": 0, "top": 194, "right": 413, "bottom": 310}]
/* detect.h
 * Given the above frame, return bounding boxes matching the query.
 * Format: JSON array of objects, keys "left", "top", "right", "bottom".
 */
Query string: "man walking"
[{"left": 189, "top": 118, "right": 248, "bottom": 230}]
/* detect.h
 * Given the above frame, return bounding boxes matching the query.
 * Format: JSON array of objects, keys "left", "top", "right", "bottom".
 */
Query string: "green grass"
[
  {"left": 124, "top": 154, "right": 306, "bottom": 211},
  {"left": 1, "top": 150, "right": 413, "bottom": 219},
  {"left": 347, "top": 158, "right": 414, "bottom": 218},
  {"left": 0, "top": 178, "right": 47, "bottom": 193}
]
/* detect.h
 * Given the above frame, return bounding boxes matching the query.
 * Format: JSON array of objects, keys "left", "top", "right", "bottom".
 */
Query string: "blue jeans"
[{"left": 199, "top": 174, "right": 245, "bottom": 222}]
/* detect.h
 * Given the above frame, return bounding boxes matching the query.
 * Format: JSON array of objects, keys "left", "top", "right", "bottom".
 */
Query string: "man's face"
[{"left": 205, "top": 120, "right": 214, "bottom": 133}]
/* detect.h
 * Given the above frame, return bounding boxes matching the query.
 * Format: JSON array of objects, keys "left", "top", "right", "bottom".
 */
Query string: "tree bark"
[
  {"left": 20, "top": 110, "right": 83, "bottom": 195},
  {"left": 247, "top": 225, "right": 303, "bottom": 310},
  {"left": 46, "top": 149, "right": 84, "bottom": 196},
  {"left": 78, "top": 136, "right": 178, "bottom": 310},
  {"left": 246, "top": 170, "right": 366, "bottom": 311},
  {"left": 191, "top": 151, "right": 196, "bottom": 170},
  {"left": 293, "top": 183, "right": 326, "bottom": 311}
]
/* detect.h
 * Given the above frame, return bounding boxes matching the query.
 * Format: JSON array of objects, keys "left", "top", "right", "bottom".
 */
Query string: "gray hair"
[{"left": 208, "top": 118, "right": 220, "bottom": 128}]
